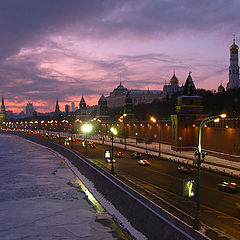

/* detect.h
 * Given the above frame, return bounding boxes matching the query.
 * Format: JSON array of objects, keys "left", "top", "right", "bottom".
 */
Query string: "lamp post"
[
  {"left": 110, "top": 126, "right": 117, "bottom": 175},
  {"left": 81, "top": 123, "right": 93, "bottom": 157},
  {"left": 150, "top": 117, "right": 161, "bottom": 157},
  {"left": 193, "top": 113, "right": 226, "bottom": 230},
  {"left": 179, "top": 137, "right": 182, "bottom": 153}
]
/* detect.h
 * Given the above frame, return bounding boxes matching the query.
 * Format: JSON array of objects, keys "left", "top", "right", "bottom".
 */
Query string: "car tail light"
[
  {"left": 190, "top": 168, "right": 194, "bottom": 170},
  {"left": 229, "top": 186, "right": 236, "bottom": 188}
]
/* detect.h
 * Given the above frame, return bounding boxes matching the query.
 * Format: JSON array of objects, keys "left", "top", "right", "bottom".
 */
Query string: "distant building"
[
  {"left": 0, "top": 96, "right": 6, "bottom": 124},
  {"left": 163, "top": 72, "right": 184, "bottom": 95},
  {"left": 53, "top": 99, "right": 62, "bottom": 119},
  {"left": 96, "top": 94, "right": 110, "bottom": 122},
  {"left": 65, "top": 104, "right": 70, "bottom": 113},
  {"left": 217, "top": 81, "right": 225, "bottom": 93},
  {"left": 71, "top": 102, "right": 77, "bottom": 112},
  {"left": 227, "top": 36, "right": 240, "bottom": 90},
  {"left": 26, "top": 99, "right": 35, "bottom": 117},
  {"left": 106, "top": 82, "right": 164, "bottom": 108},
  {"left": 76, "top": 96, "right": 89, "bottom": 121}
]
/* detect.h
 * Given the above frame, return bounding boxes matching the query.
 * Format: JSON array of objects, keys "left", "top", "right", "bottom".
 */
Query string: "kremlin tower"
[{"left": 227, "top": 36, "right": 240, "bottom": 90}]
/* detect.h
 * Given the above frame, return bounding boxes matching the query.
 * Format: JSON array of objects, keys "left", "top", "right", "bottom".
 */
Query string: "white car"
[
  {"left": 137, "top": 159, "right": 150, "bottom": 166},
  {"left": 106, "top": 158, "right": 116, "bottom": 163}
]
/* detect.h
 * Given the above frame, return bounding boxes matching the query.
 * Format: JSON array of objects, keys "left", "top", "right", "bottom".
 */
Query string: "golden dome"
[
  {"left": 170, "top": 73, "right": 179, "bottom": 84},
  {"left": 230, "top": 37, "right": 239, "bottom": 53}
]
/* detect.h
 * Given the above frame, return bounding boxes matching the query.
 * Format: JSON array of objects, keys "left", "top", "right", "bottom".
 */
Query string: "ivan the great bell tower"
[{"left": 227, "top": 36, "right": 240, "bottom": 90}]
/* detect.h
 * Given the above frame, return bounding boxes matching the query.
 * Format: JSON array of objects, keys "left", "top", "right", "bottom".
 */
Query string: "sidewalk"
[{"left": 91, "top": 136, "right": 240, "bottom": 178}]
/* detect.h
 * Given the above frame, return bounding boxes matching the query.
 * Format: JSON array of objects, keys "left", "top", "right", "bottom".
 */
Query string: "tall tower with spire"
[
  {"left": 227, "top": 36, "right": 240, "bottom": 90},
  {"left": 55, "top": 99, "right": 61, "bottom": 114},
  {"left": 0, "top": 96, "right": 6, "bottom": 124},
  {"left": 53, "top": 98, "right": 61, "bottom": 119},
  {"left": 171, "top": 72, "right": 206, "bottom": 151},
  {"left": 76, "top": 96, "right": 89, "bottom": 121}
]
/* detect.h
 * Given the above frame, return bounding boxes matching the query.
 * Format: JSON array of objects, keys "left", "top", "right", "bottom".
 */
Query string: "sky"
[{"left": 0, "top": 0, "right": 239, "bottom": 113}]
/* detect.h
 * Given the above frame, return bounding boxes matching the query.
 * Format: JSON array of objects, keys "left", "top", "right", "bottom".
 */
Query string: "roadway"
[
  {"left": 14, "top": 132, "right": 240, "bottom": 240},
  {"left": 69, "top": 138, "right": 240, "bottom": 240}
]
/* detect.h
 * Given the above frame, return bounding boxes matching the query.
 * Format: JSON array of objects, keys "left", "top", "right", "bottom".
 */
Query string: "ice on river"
[{"left": 0, "top": 134, "right": 123, "bottom": 240}]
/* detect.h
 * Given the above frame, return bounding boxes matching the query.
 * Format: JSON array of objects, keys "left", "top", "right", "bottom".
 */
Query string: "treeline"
[{"left": 127, "top": 88, "right": 240, "bottom": 121}]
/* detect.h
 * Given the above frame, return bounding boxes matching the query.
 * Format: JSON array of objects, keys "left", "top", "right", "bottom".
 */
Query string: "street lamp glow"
[
  {"left": 220, "top": 113, "right": 227, "bottom": 118},
  {"left": 110, "top": 127, "right": 117, "bottom": 135},
  {"left": 150, "top": 117, "right": 156, "bottom": 123},
  {"left": 81, "top": 124, "right": 93, "bottom": 133},
  {"left": 214, "top": 118, "right": 220, "bottom": 123}
]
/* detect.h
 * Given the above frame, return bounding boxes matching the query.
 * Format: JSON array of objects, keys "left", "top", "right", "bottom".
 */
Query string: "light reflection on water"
[
  {"left": 74, "top": 178, "right": 105, "bottom": 215},
  {"left": 55, "top": 152, "right": 105, "bottom": 215}
]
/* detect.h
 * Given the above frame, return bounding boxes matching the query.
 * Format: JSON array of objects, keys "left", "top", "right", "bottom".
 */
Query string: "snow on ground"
[{"left": 0, "top": 134, "right": 130, "bottom": 240}]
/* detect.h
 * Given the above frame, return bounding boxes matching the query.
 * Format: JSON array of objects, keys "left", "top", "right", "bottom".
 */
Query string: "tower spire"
[{"left": 233, "top": 34, "right": 236, "bottom": 44}]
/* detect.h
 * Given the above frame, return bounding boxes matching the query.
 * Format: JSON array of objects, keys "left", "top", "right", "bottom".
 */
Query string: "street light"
[
  {"left": 150, "top": 117, "right": 161, "bottom": 157},
  {"left": 193, "top": 113, "right": 226, "bottom": 230},
  {"left": 179, "top": 137, "right": 182, "bottom": 153},
  {"left": 81, "top": 123, "right": 93, "bottom": 157},
  {"left": 110, "top": 126, "right": 118, "bottom": 175}
]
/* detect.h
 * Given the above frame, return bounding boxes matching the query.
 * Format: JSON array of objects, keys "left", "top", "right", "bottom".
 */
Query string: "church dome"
[{"left": 170, "top": 73, "right": 179, "bottom": 85}]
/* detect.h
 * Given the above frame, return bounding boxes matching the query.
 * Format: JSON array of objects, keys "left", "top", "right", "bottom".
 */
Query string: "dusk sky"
[{"left": 0, "top": 0, "right": 239, "bottom": 113}]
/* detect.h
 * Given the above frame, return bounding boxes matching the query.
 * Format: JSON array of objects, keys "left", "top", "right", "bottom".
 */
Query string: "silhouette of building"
[
  {"left": 76, "top": 96, "right": 89, "bottom": 121},
  {"left": 0, "top": 96, "right": 6, "bottom": 124},
  {"left": 217, "top": 81, "right": 225, "bottom": 93},
  {"left": 53, "top": 99, "right": 62, "bottom": 119},
  {"left": 26, "top": 99, "right": 35, "bottom": 118},
  {"left": 65, "top": 104, "right": 70, "bottom": 113},
  {"left": 96, "top": 94, "right": 110, "bottom": 122},
  {"left": 171, "top": 71, "right": 206, "bottom": 151}
]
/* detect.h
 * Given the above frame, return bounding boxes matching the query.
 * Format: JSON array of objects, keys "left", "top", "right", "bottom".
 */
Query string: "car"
[
  {"left": 177, "top": 165, "right": 194, "bottom": 173},
  {"left": 137, "top": 159, "right": 150, "bottom": 166},
  {"left": 132, "top": 152, "right": 142, "bottom": 159},
  {"left": 72, "top": 138, "right": 78, "bottom": 142},
  {"left": 90, "top": 144, "right": 96, "bottom": 148},
  {"left": 106, "top": 158, "right": 116, "bottom": 163},
  {"left": 116, "top": 152, "right": 124, "bottom": 158},
  {"left": 218, "top": 181, "right": 240, "bottom": 193}
]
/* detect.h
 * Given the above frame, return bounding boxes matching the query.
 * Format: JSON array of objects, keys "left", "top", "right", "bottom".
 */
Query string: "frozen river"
[{"left": 0, "top": 134, "right": 130, "bottom": 240}]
